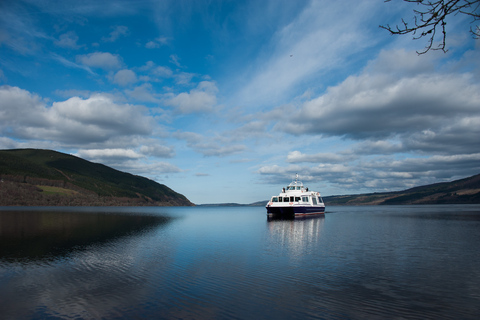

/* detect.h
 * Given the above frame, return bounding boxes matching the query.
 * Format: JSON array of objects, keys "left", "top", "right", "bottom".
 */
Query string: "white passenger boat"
[{"left": 266, "top": 174, "right": 325, "bottom": 216}]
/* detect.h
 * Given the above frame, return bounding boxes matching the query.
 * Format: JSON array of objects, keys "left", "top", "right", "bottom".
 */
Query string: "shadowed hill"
[{"left": 0, "top": 149, "right": 193, "bottom": 206}]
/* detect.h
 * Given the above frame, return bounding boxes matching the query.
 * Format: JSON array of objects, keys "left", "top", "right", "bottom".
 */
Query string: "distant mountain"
[
  {"left": 0, "top": 149, "right": 193, "bottom": 206},
  {"left": 323, "top": 173, "right": 480, "bottom": 205}
]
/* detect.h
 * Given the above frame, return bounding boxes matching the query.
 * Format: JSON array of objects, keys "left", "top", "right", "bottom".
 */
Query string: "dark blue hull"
[{"left": 266, "top": 205, "right": 325, "bottom": 216}]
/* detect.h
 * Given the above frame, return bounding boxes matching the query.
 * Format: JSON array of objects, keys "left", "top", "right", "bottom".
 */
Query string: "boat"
[{"left": 265, "top": 174, "right": 325, "bottom": 216}]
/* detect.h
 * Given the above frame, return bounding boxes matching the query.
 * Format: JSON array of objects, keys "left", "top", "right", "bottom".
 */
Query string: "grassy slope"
[{"left": 0, "top": 149, "right": 193, "bottom": 206}]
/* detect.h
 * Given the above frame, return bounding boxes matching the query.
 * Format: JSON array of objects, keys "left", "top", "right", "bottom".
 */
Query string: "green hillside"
[{"left": 0, "top": 149, "right": 193, "bottom": 206}]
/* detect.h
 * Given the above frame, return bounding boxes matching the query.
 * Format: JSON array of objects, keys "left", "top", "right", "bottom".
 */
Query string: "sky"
[{"left": 1, "top": 0, "right": 479, "bottom": 204}]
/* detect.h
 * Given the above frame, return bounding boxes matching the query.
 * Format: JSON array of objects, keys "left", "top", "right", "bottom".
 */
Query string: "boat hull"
[{"left": 266, "top": 205, "right": 325, "bottom": 216}]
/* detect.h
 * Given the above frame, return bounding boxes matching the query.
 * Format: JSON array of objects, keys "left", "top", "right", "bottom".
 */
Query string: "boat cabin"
[
  {"left": 270, "top": 194, "right": 323, "bottom": 205},
  {"left": 269, "top": 178, "right": 324, "bottom": 205},
  {"left": 266, "top": 174, "right": 325, "bottom": 216}
]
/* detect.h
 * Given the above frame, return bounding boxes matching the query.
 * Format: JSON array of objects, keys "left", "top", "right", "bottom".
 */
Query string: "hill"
[
  {"left": 323, "top": 173, "right": 480, "bottom": 205},
  {"left": 0, "top": 149, "right": 193, "bottom": 206}
]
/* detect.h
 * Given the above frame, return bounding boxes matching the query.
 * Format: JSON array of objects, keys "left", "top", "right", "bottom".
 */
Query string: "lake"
[{"left": 1, "top": 205, "right": 479, "bottom": 319}]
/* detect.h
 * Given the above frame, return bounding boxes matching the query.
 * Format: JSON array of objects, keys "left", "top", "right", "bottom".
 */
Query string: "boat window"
[
  {"left": 290, "top": 196, "right": 294, "bottom": 202},
  {"left": 318, "top": 196, "right": 324, "bottom": 203},
  {"left": 295, "top": 197, "right": 301, "bottom": 202},
  {"left": 302, "top": 196, "right": 308, "bottom": 202},
  {"left": 278, "top": 197, "right": 282, "bottom": 202},
  {"left": 272, "top": 197, "right": 278, "bottom": 202},
  {"left": 312, "top": 197, "right": 317, "bottom": 205},
  {"left": 296, "top": 186, "right": 300, "bottom": 190},
  {"left": 284, "top": 197, "right": 289, "bottom": 202}
]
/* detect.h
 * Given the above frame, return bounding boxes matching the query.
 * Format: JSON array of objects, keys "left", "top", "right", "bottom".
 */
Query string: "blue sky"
[{"left": 1, "top": 0, "right": 479, "bottom": 204}]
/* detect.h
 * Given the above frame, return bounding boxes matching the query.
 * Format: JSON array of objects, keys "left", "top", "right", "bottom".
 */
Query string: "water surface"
[{"left": 1, "top": 205, "right": 479, "bottom": 319}]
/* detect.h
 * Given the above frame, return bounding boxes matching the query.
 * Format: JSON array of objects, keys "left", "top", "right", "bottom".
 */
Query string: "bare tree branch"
[{"left": 380, "top": 0, "right": 480, "bottom": 54}]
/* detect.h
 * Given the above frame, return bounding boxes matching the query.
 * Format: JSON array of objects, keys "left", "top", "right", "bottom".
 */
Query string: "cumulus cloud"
[
  {"left": 113, "top": 69, "right": 137, "bottom": 86},
  {"left": 281, "top": 72, "right": 480, "bottom": 139},
  {"left": 76, "top": 52, "right": 122, "bottom": 70},
  {"left": 259, "top": 148, "right": 480, "bottom": 195},
  {"left": 0, "top": 85, "right": 154, "bottom": 145},
  {"left": 165, "top": 81, "right": 218, "bottom": 114},
  {"left": 274, "top": 49, "right": 480, "bottom": 160},
  {"left": 262, "top": 148, "right": 480, "bottom": 196}
]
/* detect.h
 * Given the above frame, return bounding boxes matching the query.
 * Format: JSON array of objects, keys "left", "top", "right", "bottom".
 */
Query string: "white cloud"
[
  {"left": 113, "top": 69, "right": 137, "bottom": 86},
  {"left": 165, "top": 81, "right": 218, "bottom": 114},
  {"left": 76, "top": 52, "right": 122, "bottom": 70},
  {"left": 278, "top": 50, "right": 480, "bottom": 158},
  {"left": 257, "top": 152, "right": 480, "bottom": 194},
  {"left": 140, "top": 144, "right": 175, "bottom": 158},
  {"left": 0, "top": 86, "right": 153, "bottom": 144}
]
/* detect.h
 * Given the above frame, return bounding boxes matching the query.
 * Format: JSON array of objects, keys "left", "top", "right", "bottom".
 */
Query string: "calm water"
[{"left": 1, "top": 205, "right": 479, "bottom": 319}]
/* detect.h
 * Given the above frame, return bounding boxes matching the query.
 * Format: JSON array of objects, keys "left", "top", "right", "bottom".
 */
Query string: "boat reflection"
[{"left": 266, "top": 215, "right": 325, "bottom": 256}]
